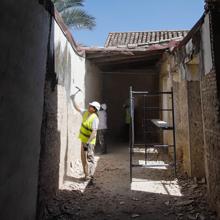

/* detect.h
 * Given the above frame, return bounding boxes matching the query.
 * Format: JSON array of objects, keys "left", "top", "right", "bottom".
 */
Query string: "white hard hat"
[
  {"left": 101, "top": 103, "right": 107, "bottom": 110},
  {"left": 89, "top": 101, "right": 101, "bottom": 111}
]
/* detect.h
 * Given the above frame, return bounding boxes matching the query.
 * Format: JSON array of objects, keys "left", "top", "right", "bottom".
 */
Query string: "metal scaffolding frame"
[{"left": 129, "top": 86, "right": 176, "bottom": 182}]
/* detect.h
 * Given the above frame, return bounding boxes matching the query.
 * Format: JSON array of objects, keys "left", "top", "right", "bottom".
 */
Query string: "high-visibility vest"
[
  {"left": 79, "top": 111, "right": 98, "bottom": 144},
  {"left": 125, "top": 107, "right": 131, "bottom": 124}
]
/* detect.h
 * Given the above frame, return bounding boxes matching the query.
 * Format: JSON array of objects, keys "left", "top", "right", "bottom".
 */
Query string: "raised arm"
[{"left": 70, "top": 90, "right": 83, "bottom": 113}]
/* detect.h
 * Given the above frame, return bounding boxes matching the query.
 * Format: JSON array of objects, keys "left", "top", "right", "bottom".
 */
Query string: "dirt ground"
[{"left": 45, "top": 143, "right": 217, "bottom": 220}]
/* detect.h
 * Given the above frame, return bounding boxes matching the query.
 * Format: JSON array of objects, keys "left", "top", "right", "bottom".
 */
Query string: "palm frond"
[
  {"left": 61, "top": 8, "right": 96, "bottom": 30},
  {"left": 53, "top": 0, "right": 84, "bottom": 12},
  {"left": 52, "top": 0, "right": 96, "bottom": 30}
]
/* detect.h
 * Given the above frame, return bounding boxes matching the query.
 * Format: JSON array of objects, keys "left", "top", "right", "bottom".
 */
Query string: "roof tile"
[{"left": 105, "top": 30, "right": 189, "bottom": 48}]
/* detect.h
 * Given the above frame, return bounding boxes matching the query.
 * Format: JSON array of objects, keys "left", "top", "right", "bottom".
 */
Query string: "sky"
[{"left": 71, "top": 0, "right": 205, "bottom": 47}]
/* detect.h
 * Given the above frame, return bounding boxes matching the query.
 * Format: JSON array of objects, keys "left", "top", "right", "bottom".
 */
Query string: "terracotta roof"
[{"left": 105, "top": 30, "right": 189, "bottom": 49}]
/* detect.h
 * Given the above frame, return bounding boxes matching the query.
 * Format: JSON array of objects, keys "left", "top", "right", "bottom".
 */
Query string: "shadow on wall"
[
  {"left": 37, "top": 15, "right": 61, "bottom": 219},
  {"left": 37, "top": 10, "right": 81, "bottom": 218},
  {"left": 54, "top": 35, "right": 72, "bottom": 185}
]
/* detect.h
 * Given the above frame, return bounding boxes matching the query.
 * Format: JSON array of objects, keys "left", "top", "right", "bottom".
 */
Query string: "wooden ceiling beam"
[{"left": 92, "top": 54, "right": 160, "bottom": 65}]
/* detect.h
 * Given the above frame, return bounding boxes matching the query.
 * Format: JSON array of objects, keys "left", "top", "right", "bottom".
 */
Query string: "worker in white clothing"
[
  {"left": 71, "top": 88, "right": 100, "bottom": 183},
  {"left": 123, "top": 99, "right": 131, "bottom": 142},
  {"left": 97, "top": 103, "right": 108, "bottom": 154}
]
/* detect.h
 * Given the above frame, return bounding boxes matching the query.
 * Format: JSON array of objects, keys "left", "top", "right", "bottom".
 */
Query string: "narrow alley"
[
  {"left": 1, "top": 1, "right": 220, "bottom": 220},
  {"left": 42, "top": 144, "right": 216, "bottom": 220}
]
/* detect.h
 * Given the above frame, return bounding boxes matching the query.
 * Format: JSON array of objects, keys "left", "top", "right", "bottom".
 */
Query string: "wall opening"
[{"left": 102, "top": 69, "right": 159, "bottom": 144}]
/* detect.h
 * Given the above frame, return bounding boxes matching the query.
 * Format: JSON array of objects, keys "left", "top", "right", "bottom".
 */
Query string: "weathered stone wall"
[
  {"left": 167, "top": 10, "right": 220, "bottom": 216},
  {"left": 187, "top": 81, "right": 205, "bottom": 178},
  {"left": 173, "top": 80, "right": 191, "bottom": 175},
  {"left": 38, "top": 14, "right": 86, "bottom": 203},
  {"left": 201, "top": 71, "right": 220, "bottom": 214},
  {"left": 166, "top": 73, "right": 205, "bottom": 177},
  {"left": 54, "top": 20, "right": 86, "bottom": 188},
  {"left": 159, "top": 15, "right": 206, "bottom": 179},
  {"left": 159, "top": 58, "right": 175, "bottom": 153},
  {"left": 0, "top": 1, "right": 50, "bottom": 219},
  {"left": 38, "top": 15, "right": 103, "bottom": 218},
  {"left": 200, "top": 9, "right": 220, "bottom": 215}
]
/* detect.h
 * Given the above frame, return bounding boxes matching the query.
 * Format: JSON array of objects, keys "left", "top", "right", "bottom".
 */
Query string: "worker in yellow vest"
[{"left": 71, "top": 89, "right": 100, "bottom": 183}]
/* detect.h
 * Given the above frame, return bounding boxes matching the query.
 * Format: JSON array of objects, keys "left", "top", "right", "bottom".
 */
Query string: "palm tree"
[{"left": 52, "top": 0, "right": 96, "bottom": 30}]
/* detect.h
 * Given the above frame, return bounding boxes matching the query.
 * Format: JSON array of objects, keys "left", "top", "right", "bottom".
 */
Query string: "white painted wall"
[
  {"left": 53, "top": 20, "right": 87, "bottom": 188},
  {"left": 85, "top": 60, "right": 103, "bottom": 105}
]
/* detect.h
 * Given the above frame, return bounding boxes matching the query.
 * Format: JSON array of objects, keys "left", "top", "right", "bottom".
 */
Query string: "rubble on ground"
[{"left": 43, "top": 148, "right": 217, "bottom": 220}]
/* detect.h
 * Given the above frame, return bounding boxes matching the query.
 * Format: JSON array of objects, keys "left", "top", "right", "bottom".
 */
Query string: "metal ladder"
[{"left": 129, "top": 86, "right": 176, "bottom": 182}]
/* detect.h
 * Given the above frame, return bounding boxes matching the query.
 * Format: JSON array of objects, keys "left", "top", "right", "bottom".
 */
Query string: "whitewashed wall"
[{"left": 54, "top": 20, "right": 86, "bottom": 188}]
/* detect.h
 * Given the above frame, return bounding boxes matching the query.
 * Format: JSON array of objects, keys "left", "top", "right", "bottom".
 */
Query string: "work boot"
[{"left": 87, "top": 177, "right": 95, "bottom": 186}]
